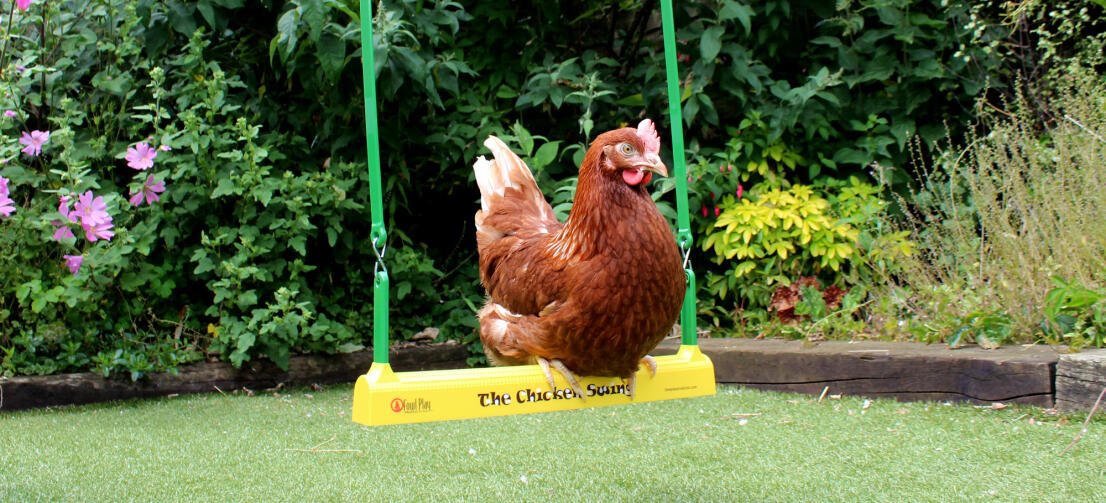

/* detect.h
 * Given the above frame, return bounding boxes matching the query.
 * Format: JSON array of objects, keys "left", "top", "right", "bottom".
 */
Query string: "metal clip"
[{"left": 371, "top": 236, "right": 388, "bottom": 278}]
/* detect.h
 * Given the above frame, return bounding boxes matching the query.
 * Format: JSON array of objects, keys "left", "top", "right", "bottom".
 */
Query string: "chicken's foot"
[
  {"left": 626, "top": 355, "right": 659, "bottom": 399},
  {"left": 537, "top": 357, "right": 586, "bottom": 401}
]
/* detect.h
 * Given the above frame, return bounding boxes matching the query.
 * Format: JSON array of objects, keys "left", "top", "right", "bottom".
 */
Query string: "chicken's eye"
[{"left": 618, "top": 143, "right": 635, "bottom": 156}]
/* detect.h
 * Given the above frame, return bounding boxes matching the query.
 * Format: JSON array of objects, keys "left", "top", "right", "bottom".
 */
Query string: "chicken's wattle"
[{"left": 622, "top": 169, "right": 651, "bottom": 186}]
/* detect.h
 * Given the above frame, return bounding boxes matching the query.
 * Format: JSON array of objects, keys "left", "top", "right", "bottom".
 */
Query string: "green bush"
[
  {"left": 873, "top": 69, "right": 1106, "bottom": 348},
  {"left": 0, "top": 0, "right": 1049, "bottom": 377}
]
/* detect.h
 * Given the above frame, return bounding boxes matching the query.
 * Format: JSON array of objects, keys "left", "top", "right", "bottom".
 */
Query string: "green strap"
[
  {"left": 660, "top": 0, "right": 698, "bottom": 346},
  {"left": 360, "top": 1, "right": 390, "bottom": 364},
  {"left": 359, "top": 1, "right": 698, "bottom": 364}
]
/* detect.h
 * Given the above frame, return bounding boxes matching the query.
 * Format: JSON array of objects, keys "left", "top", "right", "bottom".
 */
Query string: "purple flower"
[
  {"left": 73, "top": 191, "right": 109, "bottom": 227},
  {"left": 3, "top": 110, "right": 15, "bottom": 118},
  {"left": 63, "top": 255, "right": 83, "bottom": 276},
  {"left": 72, "top": 191, "right": 114, "bottom": 242},
  {"left": 125, "top": 142, "right": 158, "bottom": 170},
  {"left": 51, "top": 195, "right": 78, "bottom": 240},
  {"left": 52, "top": 223, "right": 75, "bottom": 240},
  {"left": 17, "top": 0, "right": 33, "bottom": 11},
  {"left": 57, "top": 194, "right": 72, "bottom": 216},
  {"left": 129, "top": 175, "right": 166, "bottom": 206},
  {"left": 159, "top": 145, "right": 172, "bottom": 152},
  {"left": 0, "top": 176, "right": 14, "bottom": 217},
  {"left": 83, "top": 219, "right": 115, "bottom": 242},
  {"left": 18, "top": 130, "right": 50, "bottom": 157}
]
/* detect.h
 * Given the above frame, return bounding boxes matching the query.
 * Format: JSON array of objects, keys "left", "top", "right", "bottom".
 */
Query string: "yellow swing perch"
[{"left": 351, "top": 0, "right": 715, "bottom": 427}]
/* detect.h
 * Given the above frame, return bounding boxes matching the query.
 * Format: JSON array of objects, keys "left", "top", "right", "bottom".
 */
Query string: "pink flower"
[
  {"left": 51, "top": 195, "right": 78, "bottom": 240},
  {"left": 3, "top": 110, "right": 15, "bottom": 118},
  {"left": 0, "top": 196, "right": 14, "bottom": 217},
  {"left": 72, "top": 191, "right": 114, "bottom": 242},
  {"left": 0, "top": 176, "right": 14, "bottom": 217},
  {"left": 83, "top": 219, "right": 115, "bottom": 242},
  {"left": 73, "top": 191, "right": 109, "bottom": 227},
  {"left": 159, "top": 145, "right": 172, "bottom": 152},
  {"left": 52, "top": 223, "right": 74, "bottom": 240},
  {"left": 129, "top": 175, "right": 166, "bottom": 206},
  {"left": 736, "top": 184, "right": 744, "bottom": 199},
  {"left": 17, "top": 0, "right": 33, "bottom": 11},
  {"left": 19, "top": 130, "right": 50, "bottom": 157},
  {"left": 125, "top": 142, "right": 158, "bottom": 170},
  {"left": 63, "top": 255, "right": 83, "bottom": 276},
  {"left": 58, "top": 194, "right": 72, "bottom": 216}
]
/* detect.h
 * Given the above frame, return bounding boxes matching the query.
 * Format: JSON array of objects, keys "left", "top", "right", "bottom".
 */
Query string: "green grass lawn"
[{"left": 1, "top": 384, "right": 1103, "bottom": 502}]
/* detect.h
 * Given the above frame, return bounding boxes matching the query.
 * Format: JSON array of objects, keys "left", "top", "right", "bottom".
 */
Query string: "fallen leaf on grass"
[{"left": 893, "top": 409, "right": 909, "bottom": 415}]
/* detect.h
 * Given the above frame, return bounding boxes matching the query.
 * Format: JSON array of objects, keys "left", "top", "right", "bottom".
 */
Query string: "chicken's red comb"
[{"left": 637, "top": 119, "right": 661, "bottom": 155}]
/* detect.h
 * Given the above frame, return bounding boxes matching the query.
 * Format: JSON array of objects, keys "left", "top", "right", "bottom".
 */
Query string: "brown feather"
[{"left": 474, "top": 126, "right": 684, "bottom": 379}]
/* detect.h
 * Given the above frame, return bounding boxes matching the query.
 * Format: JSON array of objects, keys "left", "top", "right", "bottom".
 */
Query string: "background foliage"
[{"left": 1, "top": 0, "right": 1103, "bottom": 379}]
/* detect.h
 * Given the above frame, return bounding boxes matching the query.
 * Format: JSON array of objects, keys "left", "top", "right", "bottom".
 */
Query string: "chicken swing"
[{"left": 352, "top": 0, "right": 715, "bottom": 426}]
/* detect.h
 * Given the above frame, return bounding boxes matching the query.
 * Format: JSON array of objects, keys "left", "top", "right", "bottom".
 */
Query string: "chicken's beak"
[{"left": 640, "top": 153, "right": 667, "bottom": 178}]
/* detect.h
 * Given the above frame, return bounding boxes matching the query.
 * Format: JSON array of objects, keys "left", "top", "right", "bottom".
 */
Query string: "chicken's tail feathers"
[
  {"left": 473, "top": 136, "right": 560, "bottom": 249},
  {"left": 474, "top": 136, "right": 540, "bottom": 212}
]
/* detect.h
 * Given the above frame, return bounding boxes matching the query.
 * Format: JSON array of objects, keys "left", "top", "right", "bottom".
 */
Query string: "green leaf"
[
  {"left": 211, "top": 178, "right": 239, "bottom": 198},
  {"left": 196, "top": 1, "right": 217, "bottom": 28},
  {"left": 890, "top": 120, "right": 915, "bottom": 150},
  {"left": 532, "top": 141, "right": 561, "bottom": 171},
  {"left": 169, "top": 3, "right": 198, "bottom": 36},
  {"left": 615, "top": 93, "right": 644, "bottom": 106},
  {"left": 810, "top": 36, "right": 842, "bottom": 48},
  {"left": 266, "top": 343, "right": 291, "bottom": 371},
  {"left": 700, "top": 25, "right": 725, "bottom": 61},
  {"left": 718, "top": 2, "right": 753, "bottom": 34},
  {"left": 236, "top": 290, "right": 259, "bottom": 309},
  {"left": 337, "top": 342, "right": 365, "bottom": 353},
  {"left": 832, "top": 148, "right": 871, "bottom": 167},
  {"left": 948, "top": 326, "right": 970, "bottom": 348},
  {"left": 289, "top": 235, "right": 307, "bottom": 256},
  {"left": 316, "top": 34, "right": 346, "bottom": 83},
  {"left": 275, "top": 9, "right": 300, "bottom": 62},
  {"left": 301, "top": 0, "right": 326, "bottom": 43},
  {"left": 698, "top": 94, "right": 718, "bottom": 126}
]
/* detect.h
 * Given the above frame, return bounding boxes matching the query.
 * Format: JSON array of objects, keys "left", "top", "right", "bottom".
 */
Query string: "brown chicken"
[{"left": 472, "top": 119, "right": 685, "bottom": 399}]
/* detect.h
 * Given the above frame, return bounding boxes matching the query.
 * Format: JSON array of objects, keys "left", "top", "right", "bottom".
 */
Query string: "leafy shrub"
[
  {"left": 0, "top": 0, "right": 1048, "bottom": 377},
  {"left": 696, "top": 171, "right": 913, "bottom": 335},
  {"left": 0, "top": 1, "right": 375, "bottom": 377},
  {"left": 876, "top": 69, "right": 1106, "bottom": 347}
]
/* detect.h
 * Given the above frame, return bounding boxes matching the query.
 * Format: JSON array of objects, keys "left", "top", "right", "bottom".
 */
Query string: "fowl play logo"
[{"left": 390, "top": 397, "right": 432, "bottom": 413}]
